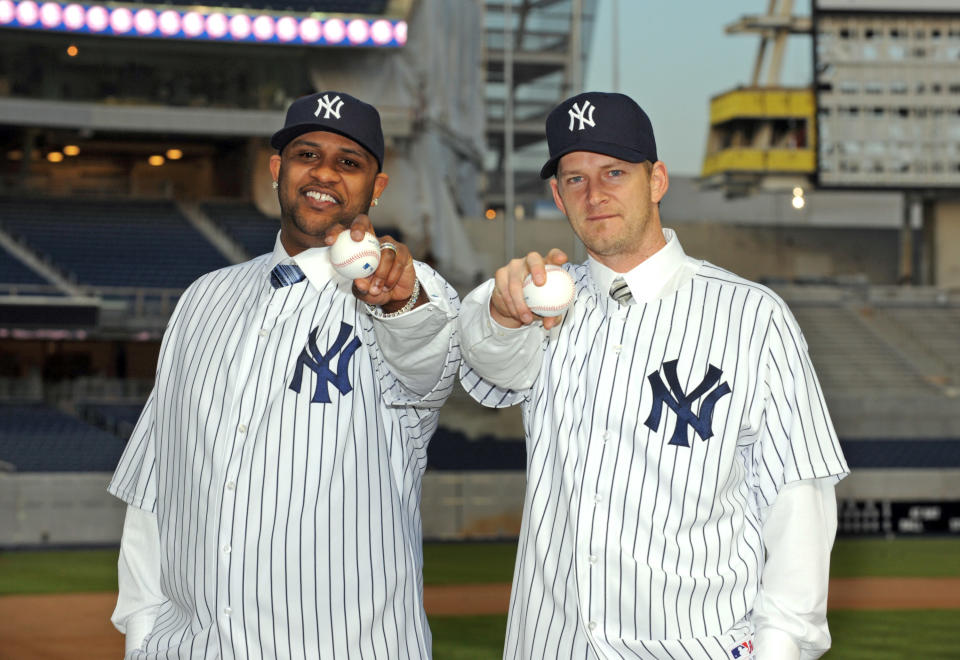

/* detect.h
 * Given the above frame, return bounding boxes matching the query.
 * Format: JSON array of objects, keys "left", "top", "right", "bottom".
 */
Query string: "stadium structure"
[{"left": 1, "top": 0, "right": 959, "bottom": 546}]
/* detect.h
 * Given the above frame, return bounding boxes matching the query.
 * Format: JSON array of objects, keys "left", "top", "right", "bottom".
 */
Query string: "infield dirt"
[{"left": 2, "top": 578, "right": 958, "bottom": 659}]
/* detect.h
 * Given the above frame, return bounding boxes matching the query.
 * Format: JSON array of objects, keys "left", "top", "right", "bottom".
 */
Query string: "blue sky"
[{"left": 584, "top": 0, "right": 814, "bottom": 175}]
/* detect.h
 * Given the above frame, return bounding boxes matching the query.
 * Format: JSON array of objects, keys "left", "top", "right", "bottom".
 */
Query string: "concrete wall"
[
  {"left": 934, "top": 200, "right": 960, "bottom": 289},
  {"left": 0, "top": 472, "right": 125, "bottom": 547},
  {"left": 3, "top": 468, "right": 958, "bottom": 547}
]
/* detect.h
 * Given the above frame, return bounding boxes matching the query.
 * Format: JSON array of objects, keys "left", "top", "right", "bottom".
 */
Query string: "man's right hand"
[{"left": 490, "top": 248, "right": 569, "bottom": 330}]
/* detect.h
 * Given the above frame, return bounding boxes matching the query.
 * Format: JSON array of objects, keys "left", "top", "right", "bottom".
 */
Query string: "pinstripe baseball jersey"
[
  {"left": 109, "top": 242, "right": 460, "bottom": 659},
  {"left": 459, "top": 231, "right": 848, "bottom": 659}
]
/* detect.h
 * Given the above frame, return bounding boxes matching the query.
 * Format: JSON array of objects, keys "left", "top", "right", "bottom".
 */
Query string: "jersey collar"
[
  {"left": 267, "top": 232, "right": 338, "bottom": 289},
  {"left": 587, "top": 227, "right": 688, "bottom": 304}
]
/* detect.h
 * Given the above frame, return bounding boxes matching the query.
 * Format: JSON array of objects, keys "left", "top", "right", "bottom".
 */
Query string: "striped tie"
[
  {"left": 269, "top": 263, "right": 306, "bottom": 289},
  {"left": 609, "top": 276, "right": 634, "bottom": 305}
]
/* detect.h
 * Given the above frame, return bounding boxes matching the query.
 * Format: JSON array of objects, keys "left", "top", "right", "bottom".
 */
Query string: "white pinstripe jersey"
[
  {"left": 461, "top": 257, "right": 848, "bottom": 660},
  {"left": 109, "top": 252, "right": 460, "bottom": 659}
]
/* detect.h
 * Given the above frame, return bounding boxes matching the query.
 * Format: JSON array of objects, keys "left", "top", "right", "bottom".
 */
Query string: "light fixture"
[
  {"left": 165, "top": 148, "right": 183, "bottom": 160},
  {"left": 484, "top": 208, "right": 497, "bottom": 220},
  {"left": 66, "top": 44, "right": 78, "bottom": 56},
  {"left": 792, "top": 186, "right": 804, "bottom": 197},
  {"left": 46, "top": 151, "right": 64, "bottom": 163},
  {"left": 148, "top": 155, "right": 165, "bottom": 166},
  {"left": 791, "top": 195, "right": 806, "bottom": 210},
  {"left": 63, "top": 145, "right": 80, "bottom": 156}
]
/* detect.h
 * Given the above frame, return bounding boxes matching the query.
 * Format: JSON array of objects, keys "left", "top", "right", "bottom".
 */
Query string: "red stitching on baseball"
[{"left": 334, "top": 250, "right": 380, "bottom": 267}]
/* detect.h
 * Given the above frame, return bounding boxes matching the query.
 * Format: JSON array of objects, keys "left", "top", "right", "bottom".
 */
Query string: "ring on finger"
[{"left": 380, "top": 242, "right": 398, "bottom": 254}]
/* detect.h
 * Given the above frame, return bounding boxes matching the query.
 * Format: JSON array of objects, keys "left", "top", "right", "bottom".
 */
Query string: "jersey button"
[
  {"left": 238, "top": 424, "right": 247, "bottom": 434},
  {"left": 594, "top": 493, "right": 604, "bottom": 503},
  {"left": 613, "top": 344, "right": 622, "bottom": 354},
  {"left": 588, "top": 555, "right": 598, "bottom": 564},
  {"left": 226, "top": 481, "right": 236, "bottom": 491},
  {"left": 588, "top": 621, "right": 597, "bottom": 631},
  {"left": 222, "top": 544, "right": 231, "bottom": 554},
  {"left": 602, "top": 431, "right": 611, "bottom": 442},
  {"left": 223, "top": 607, "right": 232, "bottom": 615},
  {"left": 258, "top": 329, "right": 268, "bottom": 337}
]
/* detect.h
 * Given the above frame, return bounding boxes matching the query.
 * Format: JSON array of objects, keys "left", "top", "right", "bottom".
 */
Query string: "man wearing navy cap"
[
  {"left": 109, "top": 91, "right": 462, "bottom": 658},
  {"left": 458, "top": 92, "right": 847, "bottom": 659}
]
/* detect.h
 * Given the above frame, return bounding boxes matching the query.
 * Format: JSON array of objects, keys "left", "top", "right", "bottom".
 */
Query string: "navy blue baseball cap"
[
  {"left": 540, "top": 92, "right": 658, "bottom": 179},
  {"left": 270, "top": 91, "right": 385, "bottom": 171}
]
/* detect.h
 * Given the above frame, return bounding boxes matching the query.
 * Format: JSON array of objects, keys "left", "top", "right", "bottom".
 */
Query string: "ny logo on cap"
[
  {"left": 568, "top": 100, "right": 596, "bottom": 131},
  {"left": 315, "top": 94, "right": 344, "bottom": 120}
]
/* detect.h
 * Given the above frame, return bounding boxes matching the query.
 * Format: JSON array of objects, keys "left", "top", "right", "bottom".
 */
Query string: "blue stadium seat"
[
  {"left": 202, "top": 201, "right": 278, "bottom": 257},
  {"left": 0, "top": 401, "right": 127, "bottom": 472},
  {"left": 0, "top": 198, "right": 230, "bottom": 290},
  {"left": 0, "top": 247, "right": 48, "bottom": 285}
]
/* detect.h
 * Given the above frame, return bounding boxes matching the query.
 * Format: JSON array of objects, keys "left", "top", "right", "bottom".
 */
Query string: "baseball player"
[
  {"left": 109, "top": 91, "right": 461, "bottom": 658},
  {"left": 459, "top": 92, "right": 848, "bottom": 659}
]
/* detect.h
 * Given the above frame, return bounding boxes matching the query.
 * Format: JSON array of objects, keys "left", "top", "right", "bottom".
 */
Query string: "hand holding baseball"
[
  {"left": 324, "top": 215, "right": 420, "bottom": 313},
  {"left": 490, "top": 248, "right": 571, "bottom": 330}
]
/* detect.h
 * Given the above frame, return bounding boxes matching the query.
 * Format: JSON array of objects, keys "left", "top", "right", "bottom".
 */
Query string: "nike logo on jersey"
[
  {"left": 289, "top": 322, "right": 362, "bottom": 403},
  {"left": 644, "top": 359, "right": 731, "bottom": 447}
]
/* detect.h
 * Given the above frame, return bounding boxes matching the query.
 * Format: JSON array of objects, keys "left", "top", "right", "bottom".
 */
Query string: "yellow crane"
[{"left": 701, "top": 0, "right": 815, "bottom": 197}]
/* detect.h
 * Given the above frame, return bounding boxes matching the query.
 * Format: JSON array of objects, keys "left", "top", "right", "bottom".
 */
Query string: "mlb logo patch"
[{"left": 730, "top": 639, "right": 754, "bottom": 659}]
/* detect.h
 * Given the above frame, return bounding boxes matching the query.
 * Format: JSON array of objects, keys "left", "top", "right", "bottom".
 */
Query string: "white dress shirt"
[
  {"left": 110, "top": 236, "right": 460, "bottom": 659},
  {"left": 459, "top": 228, "right": 848, "bottom": 660}
]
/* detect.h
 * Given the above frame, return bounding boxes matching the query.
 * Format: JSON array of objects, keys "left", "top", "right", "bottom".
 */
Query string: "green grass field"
[{"left": 2, "top": 538, "right": 959, "bottom": 658}]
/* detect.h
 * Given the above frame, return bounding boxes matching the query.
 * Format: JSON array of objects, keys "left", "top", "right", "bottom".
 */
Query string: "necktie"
[
  {"left": 609, "top": 276, "right": 635, "bottom": 305},
  {"left": 270, "top": 263, "right": 306, "bottom": 289}
]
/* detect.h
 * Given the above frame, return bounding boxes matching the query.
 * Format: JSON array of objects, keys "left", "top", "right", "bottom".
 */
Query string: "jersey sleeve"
[
  {"left": 752, "top": 301, "right": 849, "bottom": 508},
  {"left": 366, "top": 261, "right": 461, "bottom": 410},
  {"left": 107, "top": 279, "right": 195, "bottom": 512},
  {"left": 108, "top": 391, "right": 158, "bottom": 512}
]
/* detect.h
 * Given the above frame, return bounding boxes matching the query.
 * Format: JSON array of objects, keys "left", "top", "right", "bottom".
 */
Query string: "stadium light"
[
  {"left": 148, "top": 155, "right": 164, "bottom": 166},
  {"left": 791, "top": 194, "right": 805, "bottom": 210},
  {"left": 0, "top": 0, "right": 408, "bottom": 48},
  {"left": 65, "top": 43, "right": 77, "bottom": 56},
  {"left": 165, "top": 148, "right": 182, "bottom": 160},
  {"left": 46, "top": 151, "right": 64, "bottom": 162},
  {"left": 63, "top": 145, "right": 80, "bottom": 156}
]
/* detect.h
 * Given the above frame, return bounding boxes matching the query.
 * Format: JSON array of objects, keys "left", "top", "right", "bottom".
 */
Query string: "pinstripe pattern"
[
  {"left": 461, "top": 259, "right": 847, "bottom": 660},
  {"left": 109, "top": 253, "right": 460, "bottom": 659}
]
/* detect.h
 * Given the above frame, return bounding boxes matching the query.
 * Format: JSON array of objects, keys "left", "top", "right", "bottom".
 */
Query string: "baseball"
[
  {"left": 523, "top": 265, "right": 575, "bottom": 317},
  {"left": 330, "top": 231, "right": 381, "bottom": 280}
]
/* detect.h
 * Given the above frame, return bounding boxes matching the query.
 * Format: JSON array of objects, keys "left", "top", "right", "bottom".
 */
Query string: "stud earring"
[
  {"left": 371, "top": 198, "right": 379, "bottom": 207},
  {"left": 271, "top": 181, "right": 279, "bottom": 190}
]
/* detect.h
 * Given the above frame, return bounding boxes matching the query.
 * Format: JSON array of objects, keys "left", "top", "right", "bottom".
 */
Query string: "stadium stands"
[
  {"left": 0, "top": 401, "right": 127, "bottom": 472},
  {"left": 790, "top": 304, "right": 942, "bottom": 396},
  {"left": 79, "top": 401, "right": 146, "bottom": 440},
  {"left": 0, "top": 246, "right": 47, "bottom": 285},
  {"left": 0, "top": 198, "right": 230, "bottom": 290},
  {"left": 202, "top": 201, "right": 278, "bottom": 258}
]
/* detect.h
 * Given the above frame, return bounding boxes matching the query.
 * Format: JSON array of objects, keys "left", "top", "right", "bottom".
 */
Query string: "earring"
[
  {"left": 271, "top": 181, "right": 279, "bottom": 190},
  {"left": 371, "top": 198, "right": 379, "bottom": 207}
]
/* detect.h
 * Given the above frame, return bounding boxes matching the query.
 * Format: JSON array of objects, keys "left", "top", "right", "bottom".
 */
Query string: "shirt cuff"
[
  {"left": 755, "top": 627, "right": 801, "bottom": 660},
  {"left": 458, "top": 279, "right": 545, "bottom": 391}
]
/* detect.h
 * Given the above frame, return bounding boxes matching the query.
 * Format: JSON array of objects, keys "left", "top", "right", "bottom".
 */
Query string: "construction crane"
[{"left": 700, "top": 0, "right": 815, "bottom": 198}]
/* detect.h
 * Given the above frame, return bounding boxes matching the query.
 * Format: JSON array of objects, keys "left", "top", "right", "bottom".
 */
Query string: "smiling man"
[
  {"left": 458, "top": 92, "right": 849, "bottom": 660},
  {"left": 109, "top": 91, "right": 461, "bottom": 659}
]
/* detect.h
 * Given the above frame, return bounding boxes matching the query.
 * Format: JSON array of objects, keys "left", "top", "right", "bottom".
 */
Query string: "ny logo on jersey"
[
  {"left": 568, "top": 100, "right": 596, "bottom": 131},
  {"left": 289, "top": 322, "right": 362, "bottom": 403},
  {"left": 314, "top": 94, "right": 344, "bottom": 120},
  {"left": 644, "top": 360, "right": 731, "bottom": 447}
]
